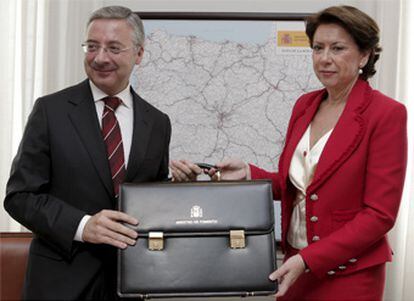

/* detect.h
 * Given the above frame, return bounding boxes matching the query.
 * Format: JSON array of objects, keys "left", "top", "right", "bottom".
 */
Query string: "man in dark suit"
[{"left": 4, "top": 6, "right": 171, "bottom": 300}]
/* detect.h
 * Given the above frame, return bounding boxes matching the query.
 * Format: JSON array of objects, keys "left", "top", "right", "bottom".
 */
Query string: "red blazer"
[{"left": 251, "top": 79, "right": 407, "bottom": 278}]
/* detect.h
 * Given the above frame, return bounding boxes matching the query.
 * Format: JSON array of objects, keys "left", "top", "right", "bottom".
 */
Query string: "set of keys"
[{"left": 195, "top": 163, "right": 221, "bottom": 181}]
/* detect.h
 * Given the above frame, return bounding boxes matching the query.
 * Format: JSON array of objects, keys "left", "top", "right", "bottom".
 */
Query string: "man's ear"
[{"left": 135, "top": 47, "right": 144, "bottom": 65}]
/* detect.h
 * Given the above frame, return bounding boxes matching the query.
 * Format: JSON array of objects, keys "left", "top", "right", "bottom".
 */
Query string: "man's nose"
[{"left": 94, "top": 47, "right": 111, "bottom": 62}]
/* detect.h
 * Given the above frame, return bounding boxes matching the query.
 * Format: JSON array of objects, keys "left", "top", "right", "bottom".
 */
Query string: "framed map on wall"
[
  {"left": 131, "top": 12, "right": 321, "bottom": 171},
  {"left": 130, "top": 13, "right": 322, "bottom": 240}
]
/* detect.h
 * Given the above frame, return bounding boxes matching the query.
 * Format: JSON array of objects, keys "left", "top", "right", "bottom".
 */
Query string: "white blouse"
[{"left": 287, "top": 125, "right": 333, "bottom": 249}]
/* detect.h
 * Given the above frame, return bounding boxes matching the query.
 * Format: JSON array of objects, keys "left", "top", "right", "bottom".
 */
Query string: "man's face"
[{"left": 84, "top": 19, "right": 144, "bottom": 96}]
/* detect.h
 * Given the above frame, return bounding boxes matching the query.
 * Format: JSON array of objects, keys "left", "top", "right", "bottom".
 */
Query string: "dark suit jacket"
[
  {"left": 251, "top": 79, "right": 407, "bottom": 281},
  {"left": 4, "top": 80, "right": 171, "bottom": 300}
]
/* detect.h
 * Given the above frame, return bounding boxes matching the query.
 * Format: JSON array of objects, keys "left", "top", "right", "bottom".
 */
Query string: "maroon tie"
[{"left": 101, "top": 97, "right": 126, "bottom": 197}]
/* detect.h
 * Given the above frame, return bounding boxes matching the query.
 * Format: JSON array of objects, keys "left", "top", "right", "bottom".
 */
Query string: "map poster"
[{"left": 130, "top": 13, "right": 322, "bottom": 240}]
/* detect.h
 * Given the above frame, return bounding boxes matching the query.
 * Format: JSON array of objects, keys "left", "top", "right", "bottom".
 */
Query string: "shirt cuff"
[{"left": 74, "top": 215, "right": 91, "bottom": 242}]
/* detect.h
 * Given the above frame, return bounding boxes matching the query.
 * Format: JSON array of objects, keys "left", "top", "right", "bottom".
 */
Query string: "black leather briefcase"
[{"left": 117, "top": 180, "right": 277, "bottom": 299}]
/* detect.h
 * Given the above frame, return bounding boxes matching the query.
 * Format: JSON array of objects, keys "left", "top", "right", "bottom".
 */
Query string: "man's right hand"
[
  {"left": 170, "top": 160, "right": 203, "bottom": 182},
  {"left": 82, "top": 209, "right": 138, "bottom": 249}
]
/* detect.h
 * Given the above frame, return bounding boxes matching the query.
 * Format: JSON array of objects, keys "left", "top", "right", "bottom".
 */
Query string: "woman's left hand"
[{"left": 269, "top": 254, "right": 306, "bottom": 298}]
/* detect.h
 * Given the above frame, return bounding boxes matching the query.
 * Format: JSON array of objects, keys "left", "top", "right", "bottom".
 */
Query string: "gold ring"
[{"left": 216, "top": 170, "right": 221, "bottom": 181}]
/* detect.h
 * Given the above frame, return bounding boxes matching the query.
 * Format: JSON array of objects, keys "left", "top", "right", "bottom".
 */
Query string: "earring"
[{"left": 358, "top": 68, "right": 363, "bottom": 75}]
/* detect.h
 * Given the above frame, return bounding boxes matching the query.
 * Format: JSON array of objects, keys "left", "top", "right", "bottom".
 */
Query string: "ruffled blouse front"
[{"left": 287, "top": 125, "right": 333, "bottom": 249}]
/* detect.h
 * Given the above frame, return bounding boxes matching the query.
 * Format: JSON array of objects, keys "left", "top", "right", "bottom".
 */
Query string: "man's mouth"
[{"left": 91, "top": 63, "right": 116, "bottom": 73}]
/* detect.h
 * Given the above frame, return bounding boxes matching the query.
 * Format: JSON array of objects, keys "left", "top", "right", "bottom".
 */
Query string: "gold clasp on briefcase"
[
  {"left": 230, "top": 230, "right": 246, "bottom": 249},
  {"left": 148, "top": 232, "right": 164, "bottom": 251}
]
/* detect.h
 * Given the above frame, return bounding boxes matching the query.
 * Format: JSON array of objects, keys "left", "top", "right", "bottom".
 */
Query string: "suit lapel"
[
  {"left": 125, "top": 89, "right": 154, "bottom": 181},
  {"left": 308, "top": 79, "right": 371, "bottom": 191},
  {"left": 281, "top": 92, "right": 324, "bottom": 183},
  {"left": 67, "top": 80, "right": 114, "bottom": 197}
]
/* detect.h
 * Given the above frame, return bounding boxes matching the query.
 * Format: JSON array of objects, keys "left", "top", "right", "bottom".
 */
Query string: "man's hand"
[
  {"left": 269, "top": 254, "right": 306, "bottom": 298},
  {"left": 170, "top": 160, "right": 202, "bottom": 181},
  {"left": 83, "top": 209, "right": 138, "bottom": 249}
]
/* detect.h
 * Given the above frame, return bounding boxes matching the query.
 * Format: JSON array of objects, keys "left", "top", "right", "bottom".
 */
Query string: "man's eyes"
[
  {"left": 108, "top": 46, "right": 122, "bottom": 53},
  {"left": 87, "top": 44, "right": 100, "bottom": 51}
]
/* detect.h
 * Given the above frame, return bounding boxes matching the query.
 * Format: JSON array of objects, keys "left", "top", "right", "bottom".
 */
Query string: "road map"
[{"left": 131, "top": 20, "right": 321, "bottom": 171}]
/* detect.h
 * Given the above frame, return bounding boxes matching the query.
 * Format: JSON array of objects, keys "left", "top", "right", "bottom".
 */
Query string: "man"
[{"left": 4, "top": 6, "right": 171, "bottom": 300}]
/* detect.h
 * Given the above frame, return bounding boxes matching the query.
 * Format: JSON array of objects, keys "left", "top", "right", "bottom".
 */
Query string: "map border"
[{"left": 135, "top": 11, "right": 309, "bottom": 21}]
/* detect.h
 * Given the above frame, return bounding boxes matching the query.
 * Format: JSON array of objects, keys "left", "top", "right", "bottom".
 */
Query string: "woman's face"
[{"left": 312, "top": 23, "right": 369, "bottom": 94}]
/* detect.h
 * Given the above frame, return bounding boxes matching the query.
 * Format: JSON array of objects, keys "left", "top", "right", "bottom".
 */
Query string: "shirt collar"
[{"left": 89, "top": 80, "right": 133, "bottom": 108}]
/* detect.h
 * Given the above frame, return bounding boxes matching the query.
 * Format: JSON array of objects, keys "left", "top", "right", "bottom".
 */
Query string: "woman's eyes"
[{"left": 312, "top": 45, "right": 345, "bottom": 52}]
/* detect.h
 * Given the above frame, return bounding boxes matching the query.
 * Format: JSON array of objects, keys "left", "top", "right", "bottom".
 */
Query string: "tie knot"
[{"left": 103, "top": 97, "right": 122, "bottom": 111}]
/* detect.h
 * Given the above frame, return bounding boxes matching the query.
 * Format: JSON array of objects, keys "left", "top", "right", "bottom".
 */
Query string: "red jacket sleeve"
[{"left": 250, "top": 164, "right": 282, "bottom": 200}]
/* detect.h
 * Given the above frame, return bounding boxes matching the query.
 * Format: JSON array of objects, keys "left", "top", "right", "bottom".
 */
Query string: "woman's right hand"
[{"left": 209, "top": 158, "right": 251, "bottom": 181}]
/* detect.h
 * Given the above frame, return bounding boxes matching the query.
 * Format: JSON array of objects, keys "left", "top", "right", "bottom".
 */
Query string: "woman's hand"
[
  {"left": 169, "top": 160, "right": 202, "bottom": 182},
  {"left": 269, "top": 254, "right": 306, "bottom": 298},
  {"left": 208, "top": 158, "right": 251, "bottom": 181}
]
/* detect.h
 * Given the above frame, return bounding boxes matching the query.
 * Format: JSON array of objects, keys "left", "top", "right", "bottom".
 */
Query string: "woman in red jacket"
[{"left": 170, "top": 5, "right": 407, "bottom": 300}]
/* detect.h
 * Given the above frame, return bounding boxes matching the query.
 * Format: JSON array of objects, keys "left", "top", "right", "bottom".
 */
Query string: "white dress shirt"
[
  {"left": 74, "top": 81, "right": 134, "bottom": 242},
  {"left": 287, "top": 125, "right": 333, "bottom": 249}
]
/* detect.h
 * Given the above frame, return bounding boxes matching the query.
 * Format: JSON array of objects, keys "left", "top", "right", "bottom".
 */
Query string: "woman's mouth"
[{"left": 319, "top": 70, "right": 336, "bottom": 76}]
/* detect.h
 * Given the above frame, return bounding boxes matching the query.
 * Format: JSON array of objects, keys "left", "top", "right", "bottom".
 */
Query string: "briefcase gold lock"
[
  {"left": 230, "top": 230, "right": 246, "bottom": 249},
  {"left": 148, "top": 232, "right": 164, "bottom": 251}
]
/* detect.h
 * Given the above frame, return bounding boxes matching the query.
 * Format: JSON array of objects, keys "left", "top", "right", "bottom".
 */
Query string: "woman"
[{"left": 170, "top": 5, "right": 407, "bottom": 300}]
